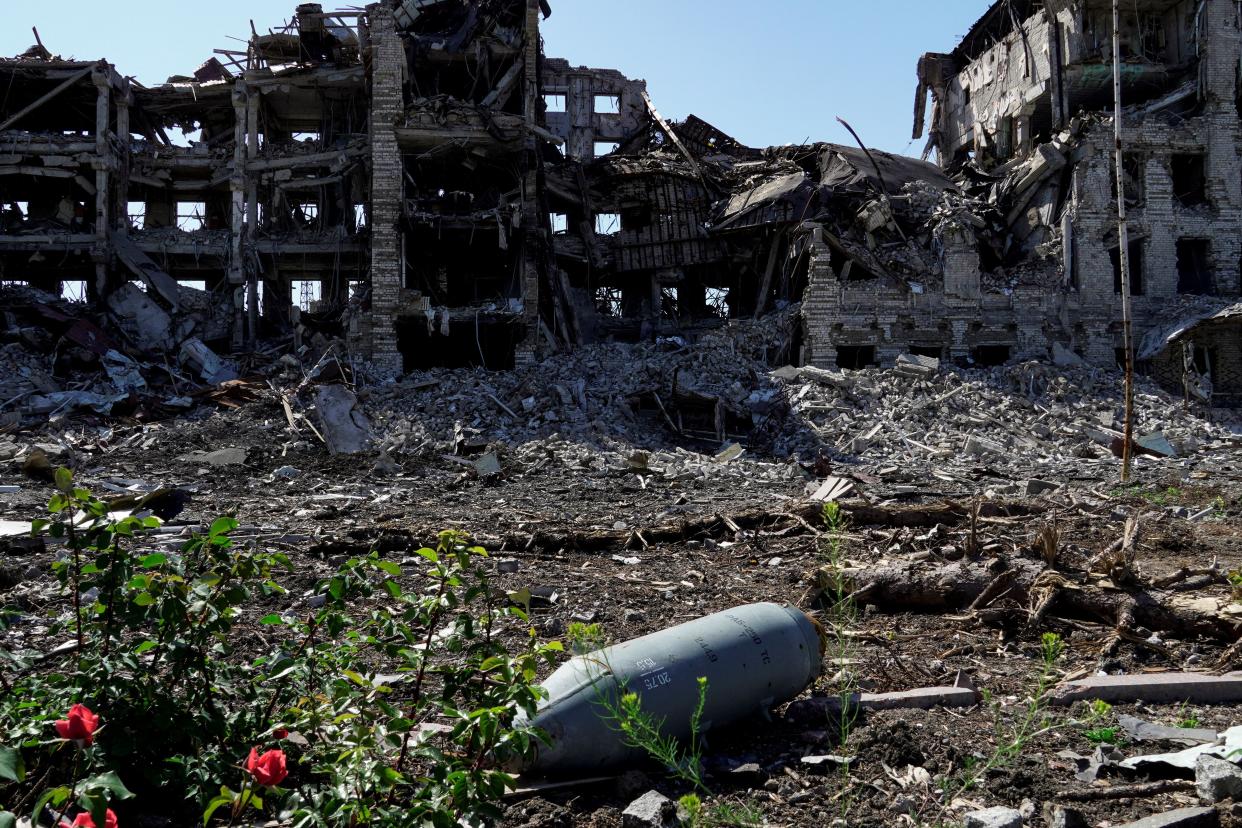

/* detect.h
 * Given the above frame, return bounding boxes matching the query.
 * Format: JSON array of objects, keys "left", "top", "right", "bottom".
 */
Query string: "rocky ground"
[{"left": 2, "top": 319, "right": 1241, "bottom": 827}]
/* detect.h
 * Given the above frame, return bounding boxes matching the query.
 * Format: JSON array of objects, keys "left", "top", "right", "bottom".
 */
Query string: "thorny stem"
[
  {"left": 394, "top": 571, "right": 451, "bottom": 775},
  {"left": 65, "top": 517, "right": 84, "bottom": 654}
]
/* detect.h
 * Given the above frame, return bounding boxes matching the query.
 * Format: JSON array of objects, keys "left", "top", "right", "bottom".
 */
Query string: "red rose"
[
  {"left": 60, "top": 808, "right": 117, "bottom": 828},
  {"left": 54, "top": 704, "right": 100, "bottom": 746},
  {"left": 245, "top": 747, "right": 288, "bottom": 787},
  {"left": 272, "top": 728, "right": 289, "bottom": 740}
]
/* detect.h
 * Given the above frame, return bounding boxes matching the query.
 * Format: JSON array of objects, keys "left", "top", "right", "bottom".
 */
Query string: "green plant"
[
  {"left": 942, "top": 633, "right": 1065, "bottom": 801},
  {"left": 0, "top": 472, "right": 561, "bottom": 828},
  {"left": 1174, "top": 703, "right": 1201, "bottom": 729},
  {"left": 589, "top": 656, "right": 762, "bottom": 826},
  {"left": 1229, "top": 571, "right": 1242, "bottom": 602},
  {"left": 817, "top": 501, "right": 859, "bottom": 822},
  {"left": 1084, "top": 699, "right": 1112, "bottom": 723},
  {"left": 1083, "top": 727, "right": 1121, "bottom": 745}
]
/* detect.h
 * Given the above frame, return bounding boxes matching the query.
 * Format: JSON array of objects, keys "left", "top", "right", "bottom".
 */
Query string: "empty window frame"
[
  {"left": 1171, "top": 154, "right": 1208, "bottom": 207},
  {"left": 594, "top": 286, "right": 623, "bottom": 317},
  {"left": 705, "top": 287, "right": 730, "bottom": 318},
  {"left": 1176, "top": 238, "right": 1213, "bottom": 294},
  {"left": 127, "top": 201, "right": 147, "bottom": 229},
  {"left": 61, "top": 281, "right": 87, "bottom": 302},
  {"left": 593, "top": 141, "right": 620, "bottom": 158},
  {"left": 973, "top": 345, "right": 1012, "bottom": 366},
  {"left": 292, "top": 281, "right": 323, "bottom": 311},
  {"left": 836, "top": 346, "right": 877, "bottom": 370},
  {"left": 543, "top": 93, "right": 567, "bottom": 113},
  {"left": 290, "top": 132, "right": 320, "bottom": 144},
  {"left": 594, "top": 94, "right": 621, "bottom": 114},
  {"left": 549, "top": 213, "right": 568, "bottom": 235},
  {"left": 594, "top": 212, "right": 621, "bottom": 236},
  {"left": 1110, "top": 238, "right": 1145, "bottom": 296},
  {"left": 176, "top": 202, "right": 206, "bottom": 231}
]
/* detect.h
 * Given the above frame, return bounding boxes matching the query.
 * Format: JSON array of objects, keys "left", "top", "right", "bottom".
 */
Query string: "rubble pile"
[{"left": 359, "top": 310, "right": 1240, "bottom": 495}]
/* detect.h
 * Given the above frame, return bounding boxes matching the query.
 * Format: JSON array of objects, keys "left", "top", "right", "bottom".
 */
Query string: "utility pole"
[{"left": 1113, "top": 0, "right": 1136, "bottom": 484}]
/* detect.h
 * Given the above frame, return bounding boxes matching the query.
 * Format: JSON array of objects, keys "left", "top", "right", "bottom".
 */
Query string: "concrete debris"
[
  {"left": 179, "top": 447, "right": 248, "bottom": 467},
  {"left": 102, "top": 350, "right": 146, "bottom": 393},
  {"left": 179, "top": 339, "right": 238, "bottom": 386},
  {"left": 1120, "top": 727, "right": 1242, "bottom": 774},
  {"left": 1195, "top": 755, "right": 1242, "bottom": 803},
  {"left": 313, "top": 385, "right": 373, "bottom": 456},
  {"left": 1115, "top": 807, "right": 1219, "bottom": 828},
  {"left": 963, "top": 807, "right": 1024, "bottom": 828},
  {"left": 621, "top": 791, "right": 677, "bottom": 828},
  {"left": 1053, "top": 674, "right": 1242, "bottom": 706},
  {"left": 1117, "top": 714, "right": 1218, "bottom": 746}
]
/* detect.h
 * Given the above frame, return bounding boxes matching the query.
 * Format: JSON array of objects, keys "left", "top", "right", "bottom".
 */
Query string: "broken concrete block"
[
  {"left": 102, "top": 350, "right": 147, "bottom": 393},
  {"left": 1051, "top": 342, "right": 1086, "bottom": 367},
  {"left": 1044, "top": 804, "right": 1088, "bottom": 828},
  {"left": 179, "top": 447, "right": 248, "bottom": 467},
  {"left": 1051, "top": 672, "right": 1242, "bottom": 706},
  {"left": 894, "top": 353, "right": 940, "bottom": 378},
  {"left": 179, "top": 338, "right": 239, "bottom": 385},
  {"left": 1136, "top": 432, "right": 1177, "bottom": 458},
  {"left": 474, "top": 452, "right": 502, "bottom": 478},
  {"left": 1115, "top": 806, "right": 1219, "bottom": 828},
  {"left": 621, "top": 790, "right": 676, "bottom": 828},
  {"left": 964, "top": 435, "right": 1006, "bottom": 457},
  {"left": 963, "top": 807, "right": 1023, "bottom": 828},
  {"left": 1196, "top": 755, "right": 1242, "bottom": 803},
  {"left": 1025, "top": 479, "right": 1061, "bottom": 496},
  {"left": 106, "top": 283, "right": 174, "bottom": 353},
  {"left": 313, "top": 385, "right": 374, "bottom": 455}
]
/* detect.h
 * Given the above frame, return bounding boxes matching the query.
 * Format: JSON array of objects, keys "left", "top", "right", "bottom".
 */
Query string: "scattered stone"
[
  {"left": 1115, "top": 806, "right": 1219, "bottom": 828},
  {"left": 496, "top": 559, "right": 520, "bottom": 574},
  {"left": 622, "top": 790, "right": 676, "bottom": 828},
  {"left": 1195, "top": 754, "right": 1242, "bottom": 803},
  {"left": 1044, "top": 804, "right": 1088, "bottom": 828},
  {"left": 1025, "top": 478, "right": 1061, "bottom": 496},
  {"left": 963, "top": 806, "right": 1023, "bottom": 828},
  {"left": 181, "top": 447, "right": 247, "bottom": 466},
  {"left": 474, "top": 452, "right": 502, "bottom": 479},
  {"left": 1052, "top": 672, "right": 1242, "bottom": 706},
  {"left": 271, "top": 466, "right": 302, "bottom": 480}
]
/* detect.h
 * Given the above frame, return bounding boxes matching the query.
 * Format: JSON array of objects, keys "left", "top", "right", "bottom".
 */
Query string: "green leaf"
[
  {"left": 48, "top": 494, "right": 67, "bottom": 514},
  {"left": 0, "top": 746, "right": 25, "bottom": 783},
  {"left": 140, "top": 553, "right": 168, "bottom": 568},
  {"left": 208, "top": 517, "right": 238, "bottom": 538},
  {"left": 32, "top": 786, "right": 70, "bottom": 826},
  {"left": 0, "top": 810, "right": 17, "bottom": 828},
  {"left": 54, "top": 467, "right": 73, "bottom": 493},
  {"left": 202, "top": 793, "right": 235, "bottom": 826},
  {"left": 132, "top": 592, "right": 155, "bottom": 607},
  {"left": 259, "top": 614, "right": 284, "bottom": 625},
  {"left": 416, "top": 547, "right": 439, "bottom": 563},
  {"left": 133, "top": 640, "right": 158, "bottom": 655},
  {"left": 383, "top": 580, "right": 402, "bottom": 599},
  {"left": 79, "top": 770, "right": 135, "bottom": 800},
  {"left": 375, "top": 560, "right": 402, "bottom": 577}
]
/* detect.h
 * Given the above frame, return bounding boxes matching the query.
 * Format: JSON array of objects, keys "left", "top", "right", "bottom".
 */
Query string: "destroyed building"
[
  {"left": 915, "top": 0, "right": 1242, "bottom": 403},
  {"left": 1, "top": 0, "right": 1240, "bottom": 405}
]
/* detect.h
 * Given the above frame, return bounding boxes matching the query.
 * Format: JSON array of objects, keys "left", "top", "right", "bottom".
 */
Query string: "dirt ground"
[{"left": 2, "top": 381, "right": 1241, "bottom": 828}]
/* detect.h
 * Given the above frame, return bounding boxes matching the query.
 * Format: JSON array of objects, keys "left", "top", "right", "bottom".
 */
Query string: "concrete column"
[
  {"left": 92, "top": 68, "right": 111, "bottom": 298},
  {"left": 367, "top": 2, "right": 406, "bottom": 376},
  {"left": 229, "top": 86, "right": 248, "bottom": 350}
]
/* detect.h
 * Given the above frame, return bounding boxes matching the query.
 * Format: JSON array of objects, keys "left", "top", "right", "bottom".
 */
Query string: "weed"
[
  {"left": 940, "top": 633, "right": 1065, "bottom": 804},
  {"left": 1083, "top": 727, "right": 1121, "bottom": 745},
  {"left": 1084, "top": 699, "right": 1113, "bottom": 723},
  {"left": 1229, "top": 571, "right": 1242, "bottom": 602},
  {"left": 1109, "top": 485, "right": 1183, "bottom": 506},
  {"left": 817, "top": 501, "right": 859, "bottom": 823},
  {"left": 1174, "top": 703, "right": 1201, "bottom": 730}
]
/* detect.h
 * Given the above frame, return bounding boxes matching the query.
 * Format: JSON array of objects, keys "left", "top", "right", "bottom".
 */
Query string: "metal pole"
[{"left": 1113, "top": 0, "right": 1136, "bottom": 484}]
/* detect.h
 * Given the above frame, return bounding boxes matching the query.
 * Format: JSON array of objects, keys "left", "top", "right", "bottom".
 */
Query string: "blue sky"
[{"left": 3, "top": 1, "right": 993, "bottom": 156}]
